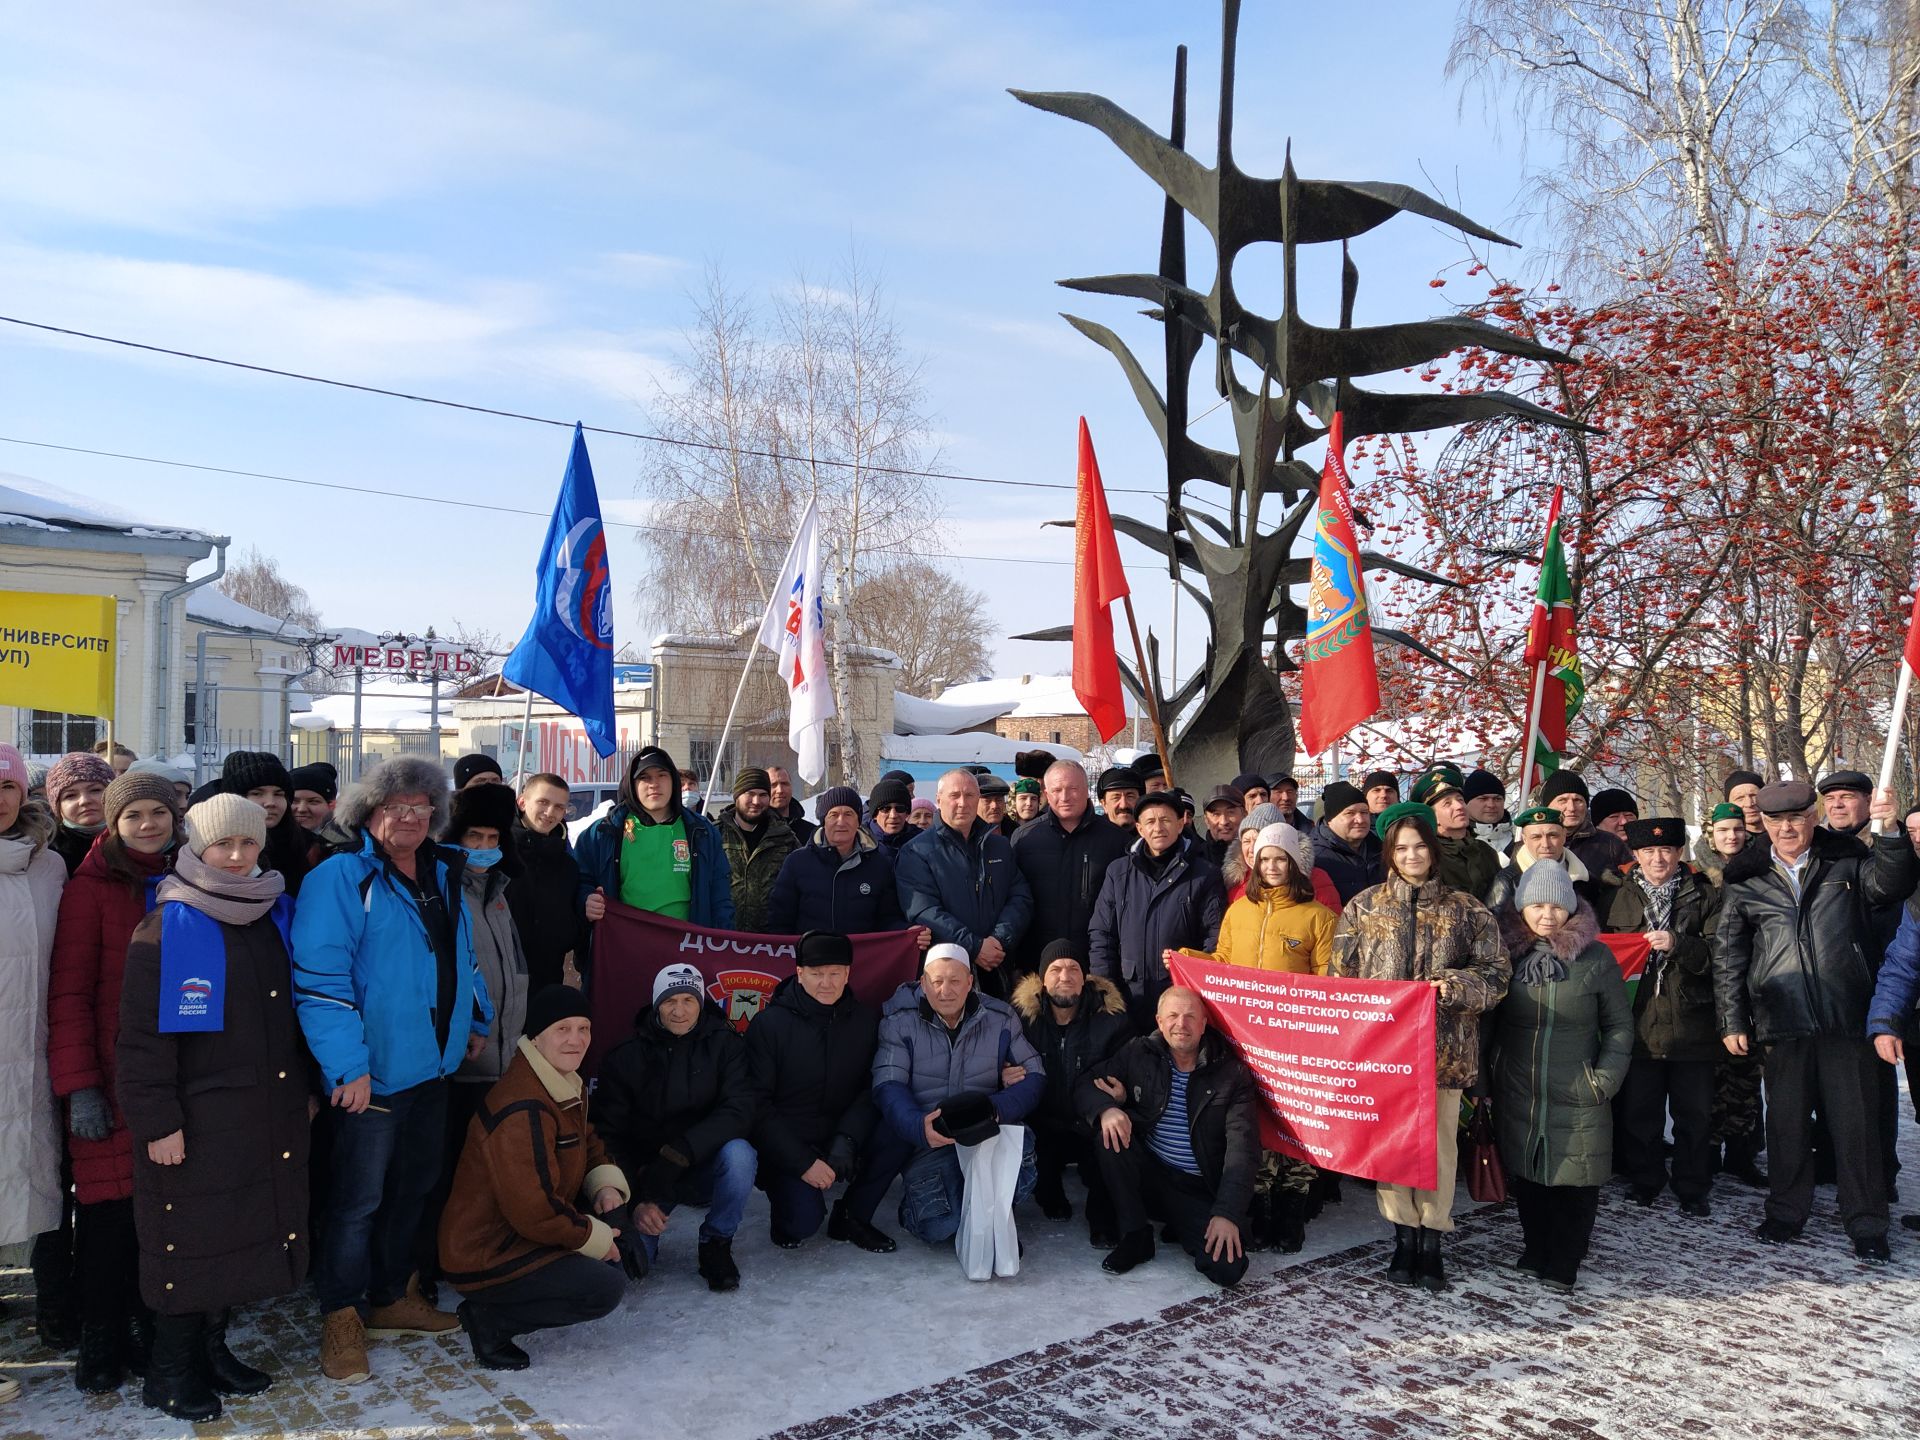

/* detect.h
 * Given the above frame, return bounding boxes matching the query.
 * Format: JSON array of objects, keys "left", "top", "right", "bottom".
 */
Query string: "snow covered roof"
[
  {"left": 879, "top": 731, "right": 1084, "bottom": 767},
  {"left": 307, "top": 690, "right": 459, "bottom": 733},
  {"left": 933, "top": 674, "right": 1132, "bottom": 720},
  {"left": 187, "top": 587, "right": 314, "bottom": 641},
  {"left": 892, "top": 690, "right": 1015, "bottom": 736},
  {"left": 0, "top": 471, "right": 217, "bottom": 546}
]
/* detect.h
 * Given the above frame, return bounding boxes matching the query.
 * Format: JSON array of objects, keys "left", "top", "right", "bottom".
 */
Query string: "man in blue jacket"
[
  {"left": 765, "top": 786, "right": 928, "bottom": 947},
  {"left": 868, "top": 945, "right": 1045, "bottom": 1245},
  {"left": 572, "top": 747, "right": 734, "bottom": 954},
  {"left": 1088, "top": 792, "right": 1228, "bottom": 1030},
  {"left": 292, "top": 757, "right": 494, "bottom": 1386},
  {"left": 895, "top": 769, "right": 1032, "bottom": 1001}
]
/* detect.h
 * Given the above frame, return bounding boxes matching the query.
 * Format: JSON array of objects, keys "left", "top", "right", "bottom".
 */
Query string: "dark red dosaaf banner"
[
  {"left": 1167, "top": 956, "right": 1439, "bottom": 1191},
  {"left": 585, "top": 902, "right": 921, "bottom": 1078}
]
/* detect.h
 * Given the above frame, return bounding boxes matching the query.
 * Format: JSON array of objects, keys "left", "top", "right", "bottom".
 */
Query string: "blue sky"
[{"left": 0, "top": 1, "right": 1548, "bottom": 680}]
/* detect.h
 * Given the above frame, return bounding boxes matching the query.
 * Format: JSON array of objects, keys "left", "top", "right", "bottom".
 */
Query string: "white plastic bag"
[{"left": 954, "top": 1124, "right": 1025, "bottom": 1280}]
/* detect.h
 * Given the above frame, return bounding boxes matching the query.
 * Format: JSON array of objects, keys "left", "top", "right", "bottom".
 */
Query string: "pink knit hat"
[
  {"left": 0, "top": 744, "right": 27, "bottom": 790},
  {"left": 44, "top": 752, "right": 115, "bottom": 811}
]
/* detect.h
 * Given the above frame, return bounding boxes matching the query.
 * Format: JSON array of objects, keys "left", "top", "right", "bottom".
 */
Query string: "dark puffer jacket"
[
  {"left": 1492, "top": 905, "right": 1636, "bottom": 1188},
  {"left": 1597, "top": 867, "right": 1723, "bottom": 1061},
  {"left": 1311, "top": 821, "right": 1380, "bottom": 905},
  {"left": 507, "top": 818, "right": 590, "bottom": 992},
  {"left": 1008, "top": 808, "right": 1132, "bottom": 972},
  {"left": 1714, "top": 827, "right": 1919, "bottom": 1043},
  {"left": 117, "top": 903, "right": 311, "bottom": 1314},
  {"left": 592, "top": 1002, "right": 754, "bottom": 1203},
  {"left": 1086, "top": 836, "right": 1228, "bottom": 1009},
  {"left": 894, "top": 819, "right": 1032, "bottom": 999},
  {"left": 744, "top": 975, "right": 880, "bottom": 1179},
  {"left": 1011, "top": 972, "right": 1132, "bottom": 1132},
  {"left": 1075, "top": 1030, "right": 1259, "bottom": 1227},
  {"left": 763, "top": 832, "right": 907, "bottom": 935}
]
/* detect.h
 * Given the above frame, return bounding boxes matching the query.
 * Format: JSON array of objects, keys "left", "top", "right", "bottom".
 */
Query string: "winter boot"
[
  {"left": 201, "top": 1308, "right": 272, "bottom": 1396},
  {"left": 1414, "top": 1228, "right": 1449, "bottom": 1293},
  {"left": 125, "top": 1305, "right": 154, "bottom": 1379},
  {"left": 1271, "top": 1192, "right": 1308, "bottom": 1254},
  {"left": 1100, "top": 1228, "right": 1155, "bottom": 1275},
  {"left": 141, "top": 1313, "right": 220, "bottom": 1422},
  {"left": 1244, "top": 1192, "right": 1273, "bottom": 1252},
  {"left": 1033, "top": 1171, "right": 1072, "bottom": 1221},
  {"left": 827, "top": 1199, "right": 897, "bottom": 1253},
  {"left": 698, "top": 1238, "right": 741, "bottom": 1292},
  {"left": 73, "top": 1316, "right": 126, "bottom": 1393},
  {"left": 457, "top": 1302, "right": 530, "bottom": 1371},
  {"left": 1386, "top": 1225, "right": 1417, "bottom": 1286}
]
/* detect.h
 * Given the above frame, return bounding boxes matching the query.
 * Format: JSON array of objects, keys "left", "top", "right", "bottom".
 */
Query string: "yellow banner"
[{"left": 0, "top": 590, "right": 117, "bottom": 717}]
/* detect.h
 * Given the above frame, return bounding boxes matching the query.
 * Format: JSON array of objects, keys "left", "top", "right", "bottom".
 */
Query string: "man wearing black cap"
[
  {"left": 1462, "top": 769, "right": 1512, "bottom": 856},
  {"left": 1265, "top": 773, "right": 1304, "bottom": 830},
  {"left": 1715, "top": 777, "right": 1914, "bottom": 1259},
  {"left": 453, "top": 754, "right": 505, "bottom": 791},
  {"left": 1539, "top": 770, "right": 1632, "bottom": 878},
  {"left": 1232, "top": 772, "right": 1269, "bottom": 811},
  {"left": 1012, "top": 940, "right": 1132, "bottom": 1243},
  {"left": 865, "top": 778, "right": 915, "bottom": 852},
  {"left": 1088, "top": 791, "right": 1228, "bottom": 1031},
  {"left": 1200, "top": 786, "right": 1246, "bottom": 866},
  {"left": 1362, "top": 770, "right": 1400, "bottom": 816},
  {"left": 1590, "top": 788, "right": 1638, "bottom": 840},
  {"left": 746, "top": 932, "right": 896, "bottom": 1253},
  {"left": 1599, "top": 817, "right": 1723, "bottom": 1215},
  {"left": 715, "top": 768, "right": 798, "bottom": 933},
  {"left": 1011, "top": 761, "right": 1131, "bottom": 978},
  {"left": 1094, "top": 767, "right": 1142, "bottom": 831},
  {"left": 572, "top": 746, "right": 735, "bottom": 930},
  {"left": 976, "top": 773, "right": 1016, "bottom": 838},
  {"left": 1131, "top": 753, "right": 1170, "bottom": 794},
  {"left": 1818, "top": 770, "right": 1873, "bottom": 838},
  {"left": 1312, "top": 780, "right": 1381, "bottom": 904}
]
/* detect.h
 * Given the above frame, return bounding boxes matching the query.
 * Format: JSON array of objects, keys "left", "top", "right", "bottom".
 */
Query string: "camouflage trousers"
[
  {"left": 1254, "top": 1150, "right": 1317, "bottom": 1197},
  {"left": 1711, "top": 1051, "right": 1766, "bottom": 1145}
]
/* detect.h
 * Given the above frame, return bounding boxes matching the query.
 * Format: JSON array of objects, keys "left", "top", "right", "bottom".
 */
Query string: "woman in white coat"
[{"left": 0, "top": 742, "right": 68, "bottom": 1405}]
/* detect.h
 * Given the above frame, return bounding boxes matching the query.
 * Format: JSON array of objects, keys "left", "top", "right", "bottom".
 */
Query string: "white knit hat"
[
  {"left": 183, "top": 793, "right": 268, "bottom": 857},
  {"left": 1254, "top": 822, "right": 1313, "bottom": 878}
]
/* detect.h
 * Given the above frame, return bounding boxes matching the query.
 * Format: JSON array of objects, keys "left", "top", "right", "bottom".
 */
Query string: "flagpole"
[
  {"left": 1519, "top": 659, "right": 1549, "bottom": 800},
  {"left": 1119, "top": 594, "right": 1175, "bottom": 791},
  {"left": 709, "top": 515, "right": 812, "bottom": 794},
  {"left": 513, "top": 684, "right": 535, "bottom": 786},
  {"left": 1877, "top": 662, "right": 1913, "bottom": 799}
]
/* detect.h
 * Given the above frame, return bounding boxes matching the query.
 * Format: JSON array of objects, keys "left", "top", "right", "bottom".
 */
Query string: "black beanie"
[
  {"left": 869, "top": 779, "right": 911, "bottom": 812},
  {"left": 1319, "top": 780, "right": 1366, "bottom": 819},
  {"left": 1463, "top": 768, "right": 1505, "bottom": 802},
  {"left": 523, "top": 984, "right": 592, "bottom": 1039},
  {"left": 796, "top": 931, "right": 854, "bottom": 968},
  {"left": 453, "top": 753, "right": 504, "bottom": 789},
  {"left": 1538, "top": 770, "right": 1590, "bottom": 805},
  {"left": 1361, "top": 769, "right": 1399, "bottom": 797},
  {"left": 1589, "top": 788, "right": 1638, "bottom": 826},
  {"left": 879, "top": 769, "right": 915, "bottom": 788},
  {"left": 1038, "top": 938, "right": 1084, "bottom": 972},
  {"left": 1723, "top": 768, "right": 1764, "bottom": 799},
  {"left": 288, "top": 762, "right": 338, "bottom": 802},
  {"left": 221, "top": 750, "right": 292, "bottom": 797}
]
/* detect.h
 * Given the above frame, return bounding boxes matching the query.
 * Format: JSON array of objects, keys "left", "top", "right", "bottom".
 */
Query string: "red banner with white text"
[
  {"left": 585, "top": 901, "right": 921, "bottom": 1078},
  {"left": 1167, "top": 956, "right": 1439, "bottom": 1190}
]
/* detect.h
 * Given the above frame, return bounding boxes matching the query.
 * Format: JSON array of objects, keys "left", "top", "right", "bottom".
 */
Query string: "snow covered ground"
[{"left": 5, "top": 1114, "right": 1919, "bottom": 1439}]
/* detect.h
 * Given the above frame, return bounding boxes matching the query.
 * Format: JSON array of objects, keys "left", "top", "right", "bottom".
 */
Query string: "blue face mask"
[{"left": 463, "top": 846, "right": 502, "bottom": 870}]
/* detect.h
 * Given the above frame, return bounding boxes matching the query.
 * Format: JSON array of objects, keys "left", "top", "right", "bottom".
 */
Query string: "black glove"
[
  {"left": 67, "top": 1087, "right": 113, "bottom": 1143},
  {"left": 613, "top": 1226, "right": 650, "bottom": 1281},
  {"left": 638, "top": 1143, "right": 689, "bottom": 1203},
  {"left": 824, "top": 1134, "right": 857, "bottom": 1181}
]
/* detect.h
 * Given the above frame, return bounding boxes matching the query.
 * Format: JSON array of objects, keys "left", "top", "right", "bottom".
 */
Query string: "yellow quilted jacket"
[{"left": 1182, "top": 889, "right": 1336, "bottom": 976}]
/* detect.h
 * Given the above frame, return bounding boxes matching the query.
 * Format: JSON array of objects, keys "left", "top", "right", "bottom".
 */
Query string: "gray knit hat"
[
  {"left": 1239, "top": 802, "right": 1284, "bottom": 836},
  {"left": 183, "top": 793, "right": 268, "bottom": 857},
  {"left": 1513, "top": 858, "right": 1577, "bottom": 916}
]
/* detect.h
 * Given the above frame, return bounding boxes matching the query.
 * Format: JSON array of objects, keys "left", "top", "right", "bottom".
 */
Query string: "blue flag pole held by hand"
[{"left": 504, "top": 425, "right": 617, "bottom": 768}]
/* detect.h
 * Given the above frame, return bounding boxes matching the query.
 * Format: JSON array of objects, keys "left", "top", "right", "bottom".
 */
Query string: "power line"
[
  {"left": 0, "top": 313, "right": 1190, "bottom": 500},
  {"left": 0, "top": 433, "right": 1137, "bottom": 572}
]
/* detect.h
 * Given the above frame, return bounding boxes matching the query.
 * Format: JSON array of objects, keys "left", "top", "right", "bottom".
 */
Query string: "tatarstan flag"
[
  {"left": 1524, "top": 485, "right": 1583, "bottom": 780},
  {"left": 1071, "top": 418, "right": 1130, "bottom": 742},
  {"left": 1599, "top": 933, "right": 1651, "bottom": 1004},
  {"left": 1299, "top": 413, "right": 1380, "bottom": 755}
]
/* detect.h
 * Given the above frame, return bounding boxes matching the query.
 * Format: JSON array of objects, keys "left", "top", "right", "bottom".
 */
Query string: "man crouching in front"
[
  {"left": 437, "top": 987, "right": 629, "bottom": 1369},
  {"left": 1080, "top": 987, "right": 1257, "bottom": 1287}
]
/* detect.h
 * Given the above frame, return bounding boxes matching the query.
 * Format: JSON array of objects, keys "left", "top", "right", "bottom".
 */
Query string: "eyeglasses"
[
  {"left": 380, "top": 803, "right": 434, "bottom": 821},
  {"left": 876, "top": 804, "right": 908, "bottom": 815}
]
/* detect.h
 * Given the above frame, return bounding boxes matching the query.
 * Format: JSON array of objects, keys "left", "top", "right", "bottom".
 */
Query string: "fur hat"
[
  {"left": 45, "top": 752, "right": 115, "bottom": 813},
  {"left": 1131, "top": 752, "right": 1166, "bottom": 782},
  {"left": 335, "top": 757, "right": 451, "bottom": 835},
  {"left": 1230, "top": 771, "right": 1266, "bottom": 797},
  {"left": 221, "top": 750, "right": 293, "bottom": 798},
  {"left": 1013, "top": 750, "right": 1056, "bottom": 782},
  {"left": 1513, "top": 857, "right": 1577, "bottom": 915},
  {"left": 1625, "top": 817, "right": 1686, "bottom": 850},
  {"left": 444, "top": 781, "right": 519, "bottom": 856},
  {"left": 104, "top": 771, "right": 181, "bottom": 830},
  {"left": 183, "top": 793, "right": 268, "bottom": 857},
  {"left": 796, "top": 931, "right": 854, "bottom": 968}
]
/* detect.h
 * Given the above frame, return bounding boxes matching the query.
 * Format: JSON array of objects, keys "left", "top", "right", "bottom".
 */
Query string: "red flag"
[
  {"left": 1903, "top": 582, "right": 1920, "bottom": 676},
  {"left": 1072, "top": 418, "right": 1130, "bottom": 742},
  {"left": 1299, "top": 413, "right": 1380, "bottom": 755}
]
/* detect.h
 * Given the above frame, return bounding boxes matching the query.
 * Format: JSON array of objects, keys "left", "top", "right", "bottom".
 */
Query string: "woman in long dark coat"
[{"left": 117, "top": 793, "right": 313, "bottom": 1421}]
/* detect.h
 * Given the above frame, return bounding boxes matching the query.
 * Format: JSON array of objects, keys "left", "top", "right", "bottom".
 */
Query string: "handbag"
[{"left": 1465, "top": 1098, "right": 1508, "bottom": 1204}]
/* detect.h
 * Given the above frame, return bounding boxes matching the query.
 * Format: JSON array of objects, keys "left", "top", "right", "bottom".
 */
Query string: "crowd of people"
[{"left": 1, "top": 734, "right": 1916, "bottom": 1419}]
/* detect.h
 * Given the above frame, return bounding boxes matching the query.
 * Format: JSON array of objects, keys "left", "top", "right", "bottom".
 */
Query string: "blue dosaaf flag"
[{"left": 503, "top": 424, "right": 617, "bottom": 756}]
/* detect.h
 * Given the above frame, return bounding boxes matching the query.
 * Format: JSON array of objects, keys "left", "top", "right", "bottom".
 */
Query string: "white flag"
[{"left": 755, "top": 497, "right": 836, "bottom": 784}]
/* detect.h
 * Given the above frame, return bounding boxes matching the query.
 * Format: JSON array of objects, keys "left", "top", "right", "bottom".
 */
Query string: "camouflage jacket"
[
  {"left": 1332, "top": 875, "right": 1511, "bottom": 1089},
  {"left": 715, "top": 804, "right": 798, "bottom": 934}
]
